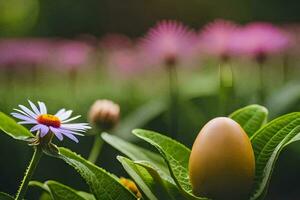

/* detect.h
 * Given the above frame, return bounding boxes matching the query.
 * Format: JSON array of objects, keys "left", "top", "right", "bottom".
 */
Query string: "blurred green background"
[
  {"left": 0, "top": 0, "right": 300, "bottom": 200},
  {"left": 1, "top": 0, "right": 300, "bottom": 38}
]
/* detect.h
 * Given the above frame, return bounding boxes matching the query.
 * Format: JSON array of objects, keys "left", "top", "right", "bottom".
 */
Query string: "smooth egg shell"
[{"left": 189, "top": 117, "right": 255, "bottom": 200}]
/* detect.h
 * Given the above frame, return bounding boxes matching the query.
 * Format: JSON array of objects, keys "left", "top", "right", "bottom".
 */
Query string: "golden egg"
[{"left": 189, "top": 117, "right": 255, "bottom": 200}]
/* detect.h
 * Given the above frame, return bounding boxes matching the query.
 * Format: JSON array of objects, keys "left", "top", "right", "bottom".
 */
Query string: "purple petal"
[
  {"left": 40, "top": 125, "right": 49, "bottom": 137},
  {"left": 18, "top": 121, "right": 38, "bottom": 125},
  {"left": 11, "top": 113, "right": 37, "bottom": 123},
  {"left": 61, "top": 115, "right": 81, "bottom": 123},
  {"left": 38, "top": 101, "right": 47, "bottom": 114},
  {"left": 28, "top": 100, "right": 40, "bottom": 115},
  {"left": 50, "top": 127, "right": 63, "bottom": 141},
  {"left": 59, "top": 128, "right": 84, "bottom": 136},
  {"left": 18, "top": 105, "right": 37, "bottom": 118},
  {"left": 55, "top": 108, "right": 66, "bottom": 118},
  {"left": 60, "top": 131, "right": 79, "bottom": 143},
  {"left": 58, "top": 110, "right": 73, "bottom": 121},
  {"left": 30, "top": 124, "right": 43, "bottom": 132},
  {"left": 13, "top": 109, "right": 32, "bottom": 118}
]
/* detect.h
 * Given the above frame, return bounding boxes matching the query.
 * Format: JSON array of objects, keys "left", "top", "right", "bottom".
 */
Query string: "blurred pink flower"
[
  {"left": 198, "top": 19, "right": 239, "bottom": 61},
  {"left": 0, "top": 39, "right": 52, "bottom": 67},
  {"left": 106, "top": 47, "right": 144, "bottom": 77},
  {"left": 52, "top": 40, "right": 92, "bottom": 70},
  {"left": 139, "top": 20, "right": 197, "bottom": 67},
  {"left": 231, "top": 22, "right": 291, "bottom": 62}
]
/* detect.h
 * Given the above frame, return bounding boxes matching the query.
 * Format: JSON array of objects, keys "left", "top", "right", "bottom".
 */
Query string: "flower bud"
[
  {"left": 88, "top": 99, "right": 120, "bottom": 130},
  {"left": 120, "top": 177, "right": 142, "bottom": 198}
]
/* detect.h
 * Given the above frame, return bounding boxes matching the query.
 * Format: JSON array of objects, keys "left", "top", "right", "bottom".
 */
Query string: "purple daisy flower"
[
  {"left": 139, "top": 20, "right": 197, "bottom": 67},
  {"left": 231, "top": 22, "right": 291, "bottom": 62},
  {"left": 11, "top": 100, "right": 90, "bottom": 143},
  {"left": 198, "top": 19, "right": 239, "bottom": 61}
]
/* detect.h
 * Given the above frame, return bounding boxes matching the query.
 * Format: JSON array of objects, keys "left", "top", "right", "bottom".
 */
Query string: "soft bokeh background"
[{"left": 1, "top": 0, "right": 300, "bottom": 199}]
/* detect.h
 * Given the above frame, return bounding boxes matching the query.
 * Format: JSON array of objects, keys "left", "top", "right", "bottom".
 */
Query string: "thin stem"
[
  {"left": 168, "top": 66, "right": 178, "bottom": 139},
  {"left": 88, "top": 133, "right": 104, "bottom": 164},
  {"left": 258, "top": 62, "right": 265, "bottom": 104},
  {"left": 218, "top": 62, "right": 234, "bottom": 115},
  {"left": 15, "top": 146, "right": 43, "bottom": 200}
]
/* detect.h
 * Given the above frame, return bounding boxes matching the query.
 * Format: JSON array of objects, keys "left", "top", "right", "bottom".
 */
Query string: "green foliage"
[
  {"left": 0, "top": 112, "right": 33, "bottom": 140},
  {"left": 0, "top": 192, "right": 14, "bottom": 200},
  {"left": 250, "top": 112, "right": 300, "bottom": 200},
  {"left": 30, "top": 180, "right": 95, "bottom": 200},
  {"left": 102, "top": 133, "right": 168, "bottom": 174},
  {"left": 229, "top": 104, "right": 268, "bottom": 137},
  {"left": 117, "top": 156, "right": 160, "bottom": 200},
  {"left": 133, "top": 129, "right": 208, "bottom": 200},
  {"left": 57, "top": 147, "right": 137, "bottom": 200}
]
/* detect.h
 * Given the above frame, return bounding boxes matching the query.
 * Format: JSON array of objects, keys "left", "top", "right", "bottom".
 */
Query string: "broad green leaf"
[
  {"left": 133, "top": 129, "right": 208, "bottom": 200},
  {"left": 0, "top": 112, "right": 33, "bottom": 140},
  {"left": 250, "top": 112, "right": 300, "bottom": 200},
  {"left": 30, "top": 181, "right": 95, "bottom": 200},
  {"left": 135, "top": 161, "right": 186, "bottom": 200},
  {"left": 0, "top": 192, "right": 14, "bottom": 200},
  {"left": 102, "top": 133, "right": 168, "bottom": 175},
  {"left": 229, "top": 104, "right": 268, "bottom": 137},
  {"left": 117, "top": 156, "right": 159, "bottom": 200},
  {"left": 57, "top": 147, "right": 137, "bottom": 200},
  {"left": 46, "top": 181, "right": 87, "bottom": 200}
]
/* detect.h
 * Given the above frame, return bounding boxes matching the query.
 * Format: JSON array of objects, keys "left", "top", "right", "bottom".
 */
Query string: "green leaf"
[
  {"left": 250, "top": 112, "right": 300, "bottom": 200},
  {"left": 57, "top": 147, "right": 137, "bottom": 200},
  {"left": 135, "top": 161, "right": 186, "bottom": 200},
  {"left": 0, "top": 112, "right": 33, "bottom": 140},
  {"left": 47, "top": 181, "right": 87, "bottom": 200},
  {"left": 102, "top": 133, "right": 168, "bottom": 175},
  {"left": 229, "top": 104, "right": 268, "bottom": 137},
  {"left": 30, "top": 180, "right": 95, "bottom": 200},
  {"left": 0, "top": 192, "right": 14, "bottom": 200},
  {"left": 133, "top": 129, "right": 208, "bottom": 200},
  {"left": 117, "top": 156, "right": 159, "bottom": 200}
]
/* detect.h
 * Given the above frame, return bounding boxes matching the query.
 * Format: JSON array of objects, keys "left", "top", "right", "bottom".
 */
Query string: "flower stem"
[
  {"left": 168, "top": 66, "right": 178, "bottom": 139},
  {"left": 258, "top": 62, "right": 265, "bottom": 104},
  {"left": 15, "top": 146, "right": 43, "bottom": 200},
  {"left": 88, "top": 133, "right": 104, "bottom": 163},
  {"left": 218, "top": 62, "right": 234, "bottom": 115}
]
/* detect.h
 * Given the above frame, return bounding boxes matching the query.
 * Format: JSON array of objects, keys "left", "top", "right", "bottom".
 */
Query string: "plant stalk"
[
  {"left": 15, "top": 146, "right": 43, "bottom": 200},
  {"left": 168, "top": 66, "right": 178, "bottom": 139},
  {"left": 88, "top": 133, "right": 104, "bottom": 163},
  {"left": 218, "top": 62, "right": 234, "bottom": 115},
  {"left": 258, "top": 62, "right": 265, "bottom": 104}
]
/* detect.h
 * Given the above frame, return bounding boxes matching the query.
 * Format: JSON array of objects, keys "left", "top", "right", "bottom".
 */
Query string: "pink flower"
[
  {"left": 198, "top": 19, "right": 239, "bottom": 61},
  {"left": 0, "top": 38, "right": 52, "bottom": 67},
  {"left": 51, "top": 40, "right": 92, "bottom": 70},
  {"left": 106, "top": 47, "right": 144, "bottom": 77},
  {"left": 139, "top": 20, "right": 197, "bottom": 67},
  {"left": 231, "top": 22, "right": 291, "bottom": 62}
]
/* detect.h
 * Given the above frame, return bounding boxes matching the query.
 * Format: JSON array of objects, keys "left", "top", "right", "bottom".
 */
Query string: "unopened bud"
[
  {"left": 120, "top": 177, "right": 142, "bottom": 199},
  {"left": 88, "top": 99, "right": 120, "bottom": 130}
]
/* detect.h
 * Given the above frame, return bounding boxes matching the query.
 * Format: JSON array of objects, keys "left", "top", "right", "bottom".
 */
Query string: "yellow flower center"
[{"left": 37, "top": 114, "right": 61, "bottom": 128}]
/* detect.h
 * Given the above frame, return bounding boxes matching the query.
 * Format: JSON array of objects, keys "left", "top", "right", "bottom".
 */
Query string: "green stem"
[
  {"left": 88, "top": 134, "right": 104, "bottom": 163},
  {"left": 218, "top": 62, "right": 234, "bottom": 115},
  {"left": 168, "top": 66, "right": 178, "bottom": 139},
  {"left": 258, "top": 62, "right": 265, "bottom": 104},
  {"left": 15, "top": 146, "right": 43, "bottom": 200}
]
